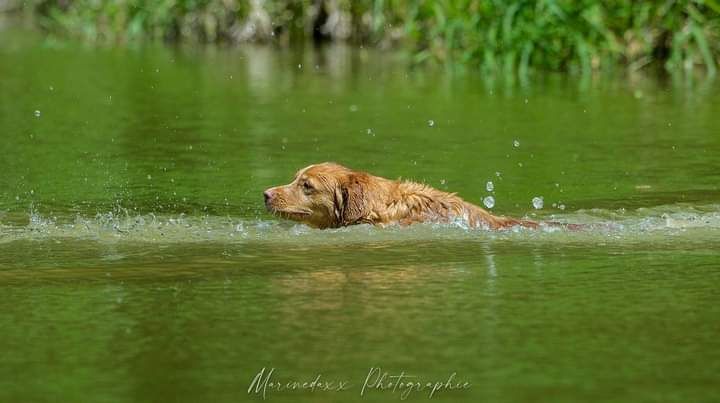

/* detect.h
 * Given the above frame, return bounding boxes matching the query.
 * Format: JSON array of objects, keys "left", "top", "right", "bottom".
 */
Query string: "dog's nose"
[{"left": 263, "top": 189, "right": 274, "bottom": 204}]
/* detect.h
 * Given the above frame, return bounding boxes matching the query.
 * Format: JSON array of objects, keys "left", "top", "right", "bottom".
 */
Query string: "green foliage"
[{"left": 21, "top": 0, "right": 720, "bottom": 73}]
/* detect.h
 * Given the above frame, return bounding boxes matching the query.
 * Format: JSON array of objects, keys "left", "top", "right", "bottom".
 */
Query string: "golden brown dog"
[{"left": 263, "top": 162, "right": 550, "bottom": 230}]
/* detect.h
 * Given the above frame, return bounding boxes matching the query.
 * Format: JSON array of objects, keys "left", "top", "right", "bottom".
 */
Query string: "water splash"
[
  {"left": 483, "top": 196, "right": 495, "bottom": 209},
  {"left": 532, "top": 197, "right": 544, "bottom": 209},
  {"left": 1, "top": 204, "right": 719, "bottom": 246}
]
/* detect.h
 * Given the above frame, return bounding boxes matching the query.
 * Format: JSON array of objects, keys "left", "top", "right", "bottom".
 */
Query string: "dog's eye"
[{"left": 302, "top": 181, "right": 314, "bottom": 192}]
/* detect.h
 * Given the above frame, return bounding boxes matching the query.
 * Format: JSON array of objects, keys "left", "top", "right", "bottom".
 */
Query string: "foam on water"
[{"left": 1, "top": 203, "right": 719, "bottom": 246}]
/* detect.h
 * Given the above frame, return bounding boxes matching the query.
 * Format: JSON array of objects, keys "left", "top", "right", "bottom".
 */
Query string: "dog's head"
[{"left": 263, "top": 162, "right": 372, "bottom": 228}]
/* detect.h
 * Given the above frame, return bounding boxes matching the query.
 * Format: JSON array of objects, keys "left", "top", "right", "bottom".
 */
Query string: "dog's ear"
[
  {"left": 334, "top": 174, "right": 370, "bottom": 226},
  {"left": 333, "top": 186, "right": 344, "bottom": 225}
]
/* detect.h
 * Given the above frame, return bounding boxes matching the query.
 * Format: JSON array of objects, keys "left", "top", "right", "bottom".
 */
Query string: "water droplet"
[
  {"left": 483, "top": 196, "right": 495, "bottom": 209},
  {"left": 558, "top": 204, "right": 566, "bottom": 210},
  {"left": 49, "top": 86, "right": 54, "bottom": 91},
  {"left": 440, "top": 179, "right": 446, "bottom": 185},
  {"left": 532, "top": 196, "right": 544, "bottom": 209},
  {"left": 486, "top": 181, "right": 494, "bottom": 192},
  {"left": 297, "top": 64, "right": 302, "bottom": 69},
  {"left": 349, "top": 104, "right": 358, "bottom": 112},
  {"left": 513, "top": 140, "right": 520, "bottom": 147},
  {"left": 34, "top": 110, "right": 41, "bottom": 117},
  {"left": 366, "top": 128, "right": 373, "bottom": 136},
  {"left": 495, "top": 171, "right": 502, "bottom": 178},
  {"left": 147, "top": 175, "right": 152, "bottom": 180},
  {"left": 427, "top": 119, "right": 435, "bottom": 127},
  {"left": 524, "top": 98, "right": 529, "bottom": 104}
]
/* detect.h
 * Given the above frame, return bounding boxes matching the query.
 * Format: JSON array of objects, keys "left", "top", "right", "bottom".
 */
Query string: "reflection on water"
[{"left": 1, "top": 229, "right": 718, "bottom": 403}]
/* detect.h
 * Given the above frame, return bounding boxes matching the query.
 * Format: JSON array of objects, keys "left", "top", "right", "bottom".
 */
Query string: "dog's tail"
[
  {"left": 491, "top": 216, "right": 540, "bottom": 230},
  {"left": 467, "top": 202, "right": 585, "bottom": 231},
  {"left": 495, "top": 217, "right": 586, "bottom": 231},
  {"left": 542, "top": 221, "right": 586, "bottom": 231}
]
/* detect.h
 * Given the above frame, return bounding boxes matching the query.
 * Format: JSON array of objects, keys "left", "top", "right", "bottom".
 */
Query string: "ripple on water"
[{"left": 0, "top": 204, "right": 719, "bottom": 247}]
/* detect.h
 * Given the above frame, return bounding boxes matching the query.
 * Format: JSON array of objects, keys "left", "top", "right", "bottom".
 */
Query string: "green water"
[{"left": 1, "top": 28, "right": 720, "bottom": 403}]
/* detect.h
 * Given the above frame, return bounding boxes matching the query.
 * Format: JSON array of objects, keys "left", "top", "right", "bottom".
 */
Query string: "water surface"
[{"left": 1, "top": 28, "right": 719, "bottom": 403}]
